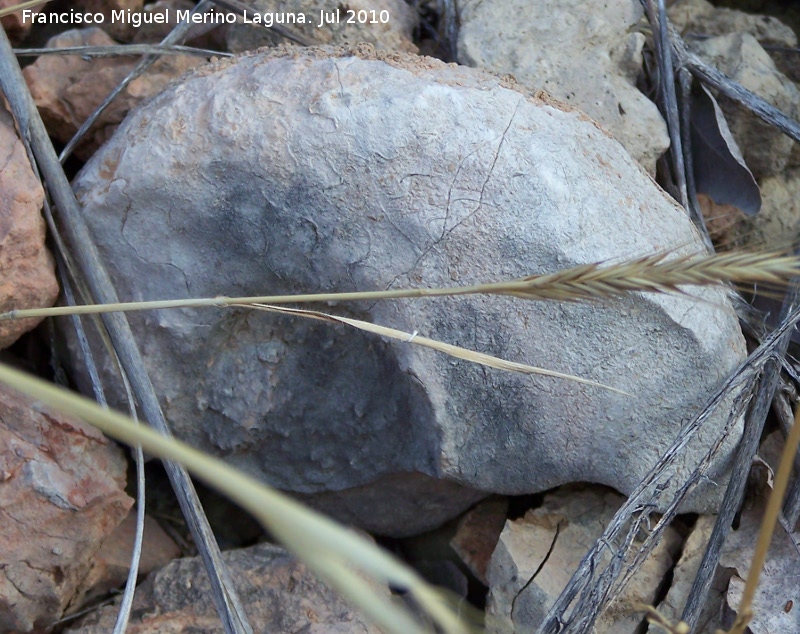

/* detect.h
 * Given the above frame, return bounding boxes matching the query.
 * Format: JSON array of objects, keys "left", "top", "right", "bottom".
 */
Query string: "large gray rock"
[
  {"left": 70, "top": 46, "right": 745, "bottom": 537},
  {"left": 456, "top": 0, "right": 669, "bottom": 173}
]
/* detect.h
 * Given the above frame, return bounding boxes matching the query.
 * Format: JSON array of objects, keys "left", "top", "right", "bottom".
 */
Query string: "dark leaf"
[{"left": 690, "top": 82, "right": 761, "bottom": 216}]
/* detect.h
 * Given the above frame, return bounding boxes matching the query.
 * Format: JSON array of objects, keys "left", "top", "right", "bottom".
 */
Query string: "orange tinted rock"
[
  {"left": 23, "top": 27, "right": 204, "bottom": 160},
  {"left": 451, "top": 497, "right": 508, "bottom": 585},
  {"left": 0, "top": 105, "right": 58, "bottom": 350},
  {"left": 0, "top": 384, "right": 132, "bottom": 633}
]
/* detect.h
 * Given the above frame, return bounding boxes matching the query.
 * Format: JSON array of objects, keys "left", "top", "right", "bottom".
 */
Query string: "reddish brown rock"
[
  {"left": 0, "top": 384, "right": 133, "bottom": 633},
  {"left": 22, "top": 27, "right": 204, "bottom": 160},
  {"left": 450, "top": 497, "right": 508, "bottom": 585},
  {"left": 0, "top": 105, "right": 59, "bottom": 350},
  {"left": 72, "top": 0, "right": 145, "bottom": 41},
  {"left": 72, "top": 511, "right": 181, "bottom": 607},
  {"left": 0, "top": 0, "right": 41, "bottom": 43}
]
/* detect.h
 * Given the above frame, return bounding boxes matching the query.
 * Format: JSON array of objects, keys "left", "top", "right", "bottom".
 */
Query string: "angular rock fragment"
[
  {"left": 71, "top": 512, "right": 181, "bottom": 608},
  {"left": 0, "top": 384, "right": 132, "bottom": 633},
  {"left": 456, "top": 0, "right": 669, "bottom": 173},
  {"left": 668, "top": 0, "right": 798, "bottom": 50},
  {"left": 70, "top": 45, "right": 745, "bottom": 537},
  {"left": 0, "top": 105, "right": 58, "bottom": 350},
  {"left": 23, "top": 27, "right": 204, "bottom": 160},
  {"left": 451, "top": 497, "right": 509, "bottom": 585},
  {"left": 486, "top": 487, "right": 681, "bottom": 633},
  {"left": 647, "top": 514, "right": 729, "bottom": 634}
]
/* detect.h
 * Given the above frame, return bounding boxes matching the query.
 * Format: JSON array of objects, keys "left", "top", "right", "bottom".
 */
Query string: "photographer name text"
[{"left": 21, "top": 8, "right": 390, "bottom": 29}]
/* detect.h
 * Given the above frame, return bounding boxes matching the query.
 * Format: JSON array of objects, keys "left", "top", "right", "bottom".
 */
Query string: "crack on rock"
[
  {"left": 0, "top": 140, "right": 13, "bottom": 173},
  {"left": 475, "top": 97, "right": 519, "bottom": 216},
  {"left": 511, "top": 519, "right": 564, "bottom": 623},
  {"left": 412, "top": 96, "right": 523, "bottom": 284}
]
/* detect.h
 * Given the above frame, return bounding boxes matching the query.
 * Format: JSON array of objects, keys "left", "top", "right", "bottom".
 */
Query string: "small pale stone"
[
  {"left": 456, "top": 0, "right": 670, "bottom": 173},
  {"left": 486, "top": 487, "right": 681, "bottom": 633}
]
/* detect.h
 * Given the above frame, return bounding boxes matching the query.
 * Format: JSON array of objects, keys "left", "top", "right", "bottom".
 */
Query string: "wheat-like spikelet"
[
  {"left": 2, "top": 250, "right": 800, "bottom": 322},
  {"left": 485, "top": 251, "right": 800, "bottom": 302}
]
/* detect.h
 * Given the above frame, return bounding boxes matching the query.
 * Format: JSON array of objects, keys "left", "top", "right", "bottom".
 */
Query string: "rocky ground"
[{"left": 1, "top": 0, "right": 800, "bottom": 632}]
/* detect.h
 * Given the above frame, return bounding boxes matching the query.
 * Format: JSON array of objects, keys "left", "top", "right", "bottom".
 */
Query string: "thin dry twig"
[
  {"left": 646, "top": 0, "right": 689, "bottom": 211},
  {"left": 536, "top": 301, "right": 800, "bottom": 633},
  {"left": 14, "top": 44, "right": 231, "bottom": 58}
]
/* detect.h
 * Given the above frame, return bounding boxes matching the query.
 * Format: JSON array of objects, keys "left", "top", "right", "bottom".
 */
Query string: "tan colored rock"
[
  {"left": 22, "top": 27, "right": 204, "bottom": 160},
  {"left": 647, "top": 515, "right": 728, "bottom": 634},
  {"left": 486, "top": 487, "right": 681, "bottom": 633},
  {"left": 226, "top": 0, "right": 418, "bottom": 54},
  {"left": 66, "top": 543, "right": 387, "bottom": 633},
  {"left": 0, "top": 105, "right": 58, "bottom": 350},
  {"left": 0, "top": 383, "right": 133, "bottom": 633},
  {"left": 669, "top": 0, "right": 798, "bottom": 49}
]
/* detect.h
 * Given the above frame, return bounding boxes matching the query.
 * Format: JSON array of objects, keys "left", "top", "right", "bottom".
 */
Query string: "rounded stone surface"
[{"left": 70, "top": 46, "right": 746, "bottom": 535}]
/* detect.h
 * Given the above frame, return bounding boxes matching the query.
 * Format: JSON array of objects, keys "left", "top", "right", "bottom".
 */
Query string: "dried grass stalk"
[{"left": 2, "top": 250, "right": 800, "bottom": 321}]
